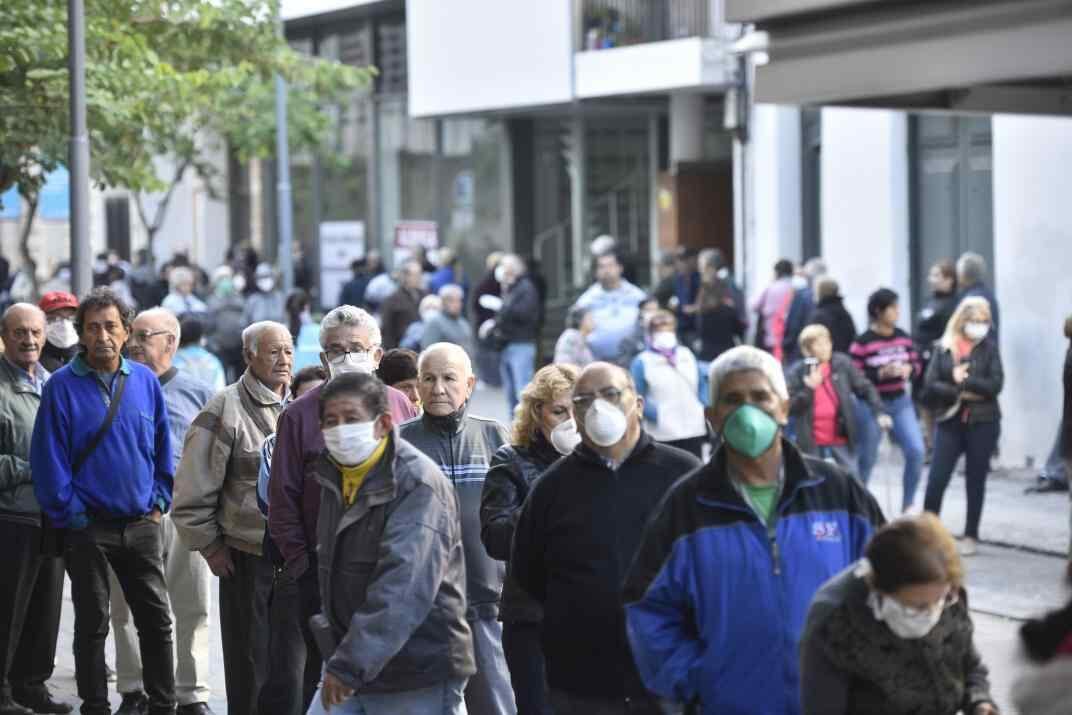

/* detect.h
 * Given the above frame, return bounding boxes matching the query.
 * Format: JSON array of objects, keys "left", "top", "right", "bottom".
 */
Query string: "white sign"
[
  {"left": 319, "top": 221, "right": 365, "bottom": 310},
  {"left": 393, "top": 220, "right": 438, "bottom": 265}
]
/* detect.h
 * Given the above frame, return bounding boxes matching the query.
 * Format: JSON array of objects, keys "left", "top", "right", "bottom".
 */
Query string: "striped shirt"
[{"left": 850, "top": 328, "right": 921, "bottom": 400}]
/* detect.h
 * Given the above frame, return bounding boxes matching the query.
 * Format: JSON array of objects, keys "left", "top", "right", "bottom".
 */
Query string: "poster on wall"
[
  {"left": 319, "top": 220, "right": 365, "bottom": 310},
  {"left": 393, "top": 220, "right": 438, "bottom": 266}
]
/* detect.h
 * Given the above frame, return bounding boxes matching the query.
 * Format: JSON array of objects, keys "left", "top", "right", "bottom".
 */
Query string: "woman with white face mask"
[
  {"left": 801, "top": 513, "right": 999, "bottom": 715},
  {"left": 920, "top": 297, "right": 1003, "bottom": 556},
  {"left": 628, "top": 309, "right": 708, "bottom": 458},
  {"left": 479, "top": 363, "right": 579, "bottom": 714}
]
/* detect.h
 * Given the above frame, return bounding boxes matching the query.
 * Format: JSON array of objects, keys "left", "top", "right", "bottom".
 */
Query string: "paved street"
[{"left": 45, "top": 386, "right": 1070, "bottom": 713}]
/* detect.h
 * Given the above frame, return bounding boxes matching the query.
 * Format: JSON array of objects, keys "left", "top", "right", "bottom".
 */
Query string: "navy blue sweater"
[{"left": 31, "top": 355, "right": 172, "bottom": 527}]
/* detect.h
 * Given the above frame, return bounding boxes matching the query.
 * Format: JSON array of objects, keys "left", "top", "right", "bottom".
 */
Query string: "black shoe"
[
  {"left": 11, "top": 691, "right": 71, "bottom": 715},
  {"left": 176, "top": 705, "right": 214, "bottom": 715},
  {"left": 1025, "top": 476, "right": 1070, "bottom": 494},
  {"left": 113, "top": 693, "right": 148, "bottom": 715},
  {"left": 0, "top": 697, "right": 33, "bottom": 715}
]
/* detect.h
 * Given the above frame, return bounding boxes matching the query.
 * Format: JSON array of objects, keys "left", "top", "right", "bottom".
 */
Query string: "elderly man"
[
  {"left": 110, "top": 309, "right": 216, "bottom": 715},
  {"left": 267, "top": 306, "right": 417, "bottom": 715},
  {"left": 306, "top": 373, "right": 475, "bottom": 715},
  {"left": 172, "top": 321, "right": 293, "bottom": 715},
  {"left": 400, "top": 343, "right": 515, "bottom": 714},
  {"left": 622, "top": 346, "right": 886, "bottom": 714},
  {"left": 511, "top": 362, "right": 699, "bottom": 714},
  {"left": 380, "top": 260, "right": 426, "bottom": 349},
  {"left": 0, "top": 305, "right": 68, "bottom": 715},
  {"left": 31, "top": 288, "right": 176, "bottom": 715},
  {"left": 956, "top": 252, "right": 1000, "bottom": 336},
  {"left": 572, "top": 249, "right": 646, "bottom": 365},
  {"left": 421, "top": 284, "right": 475, "bottom": 357}
]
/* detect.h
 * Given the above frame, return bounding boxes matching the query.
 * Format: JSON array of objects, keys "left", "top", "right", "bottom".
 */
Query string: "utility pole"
[
  {"left": 274, "top": 61, "right": 294, "bottom": 294},
  {"left": 68, "top": 0, "right": 92, "bottom": 296}
]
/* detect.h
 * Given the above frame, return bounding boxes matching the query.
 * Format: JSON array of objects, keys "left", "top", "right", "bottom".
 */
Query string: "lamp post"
[{"left": 68, "top": 0, "right": 92, "bottom": 296}]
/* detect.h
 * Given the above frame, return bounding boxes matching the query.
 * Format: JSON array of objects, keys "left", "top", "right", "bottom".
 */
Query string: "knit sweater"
[{"left": 850, "top": 328, "right": 921, "bottom": 400}]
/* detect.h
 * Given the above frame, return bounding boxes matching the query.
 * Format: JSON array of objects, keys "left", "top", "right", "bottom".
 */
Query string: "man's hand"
[
  {"left": 147, "top": 509, "right": 162, "bottom": 524},
  {"left": 974, "top": 702, "right": 999, "bottom": 715},
  {"left": 321, "top": 673, "right": 354, "bottom": 710},
  {"left": 204, "top": 545, "right": 235, "bottom": 578},
  {"left": 877, "top": 414, "right": 893, "bottom": 431},
  {"left": 803, "top": 365, "right": 823, "bottom": 390},
  {"left": 953, "top": 363, "right": 971, "bottom": 385}
]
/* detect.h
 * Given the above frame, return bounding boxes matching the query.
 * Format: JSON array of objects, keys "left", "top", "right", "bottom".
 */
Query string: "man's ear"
[
  {"left": 319, "top": 352, "right": 330, "bottom": 371},
  {"left": 373, "top": 346, "right": 384, "bottom": 367},
  {"left": 376, "top": 412, "right": 394, "bottom": 440},
  {"left": 466, "top": 374, "right": 477, "bottom": 397},
  {"left": 243, "top": 349, "right": 253, "bottom": 366},
  {"left": 705, "top": 406, "right": 722, "bottom": 433}
]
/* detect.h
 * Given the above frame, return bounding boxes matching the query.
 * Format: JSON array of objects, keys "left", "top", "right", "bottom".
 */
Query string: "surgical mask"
[
  {"left": 46, "top": 319, "right": 79, "bottom": 349},
  {"left": 233, "top": 274, "right": 247, "bottom": 293},
  {"left": 257, "top": 277, "right": 275, "bottom": 292},
  {"left": 964, "top": 321, "right": 989, "bottom": 342},
  {"left": 549, "top": 418, "right": 581, "bottom": 455},
  {"left": 323, "top": 421, "right": 381, "bottom": 466},
  {"left": 651, "top": 331, "right": 677, "bottom": 351},
  {"left": 494, "top": 264, "right": 507, "bottom": 284},
  {"left": 329, "top": 352, "right": 374, "bottom": 378},
  {"left": 722, "top": 404, "right": 779, "bottom": 459},
  {"left": 584, "top": 399, "right": 628, "bottom": 447},
  {"left": 867, "top": 591, "right": 944, "bottom": 640},
  {"left": 421, "top": 309, "right": 440, "bottom": 323}
]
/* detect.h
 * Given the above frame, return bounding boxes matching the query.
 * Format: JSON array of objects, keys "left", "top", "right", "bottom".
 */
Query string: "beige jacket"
[{"left": 172, "top": 370, "right": 282, "bottom": 556}]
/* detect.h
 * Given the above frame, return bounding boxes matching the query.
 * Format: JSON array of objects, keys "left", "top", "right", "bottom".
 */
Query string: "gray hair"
[
  {"left": 437, "top": 284, "right": 464, "bottom": 301},
  {"left": 419, "top": 295, "right": 443, "bottom": 315},
  {"left": 708, "top": 345, "right": 789, "bottom": 406},
  {"left": 242, "top": 320, "right": 290, "bottom": 355},
  {"left": 136, "top": 307, "right": 181, "bottom": 344},
  {"left": 499, "top": 253, "right": 526, "bottom": 275},
  {"left": 802, "top": 257, "right": 827, "bottom": 280},
  {"left": 956, "top": 252, "right": 987, "bottom": 287},
  {"left": 1, "top": 303, "right": 46, "bottom": 332},
  {"left": 418, "top": 342, "right": 474, "bottom": 377},
  {"left": 319, "top": 305, "right": 381, "bottom": 349}
]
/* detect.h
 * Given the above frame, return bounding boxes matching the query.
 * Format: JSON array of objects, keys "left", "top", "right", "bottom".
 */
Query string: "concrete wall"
[{"left": 992, "top": 114, "right": 1072, "bottom": 467}]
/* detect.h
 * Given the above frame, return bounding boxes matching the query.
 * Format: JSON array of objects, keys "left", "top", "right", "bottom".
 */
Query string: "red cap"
[{"left": 38, "top": 291, "right": 79, "bottom": 314}]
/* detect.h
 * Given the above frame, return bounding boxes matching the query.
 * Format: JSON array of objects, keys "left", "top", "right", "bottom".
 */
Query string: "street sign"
[{"left": 393, "top": 220, "right": 438, "bottom": 265}]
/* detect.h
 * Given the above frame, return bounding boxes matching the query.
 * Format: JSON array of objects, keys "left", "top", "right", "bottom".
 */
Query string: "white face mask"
[
  {"left": 323, "top": 421, "right": 380, "bottom": 466},
  {"left": 46, "top": 319, "right": 79, "bottom": 349},
  {"left": 328, "top": 352, "right": 374, "bottom": 379},
  {"left": 963, "top": 321, "right": 989, "bottom": 342},
  {"left": 549, "top": 418, "right": 581, "bottom": 455},
  {"left": 493, "top": 264, "right": 507, "bottom": 284},
  {"left": 651, "top": 331, "right": 677, "bottom": 351},
  {"left": 867, "top": 590, "right": 944, "bottom": 640},
  {"left": 257, "top": 277, "right": 275, "bottom": 292},
  {"left": 584, "top": 398, "right": 629, "bottom": 448}
]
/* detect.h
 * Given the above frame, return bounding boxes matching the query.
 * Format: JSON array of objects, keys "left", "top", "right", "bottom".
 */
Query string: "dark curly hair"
[{"left": 74, "top": 287, "right": 134, "bottom": 336}]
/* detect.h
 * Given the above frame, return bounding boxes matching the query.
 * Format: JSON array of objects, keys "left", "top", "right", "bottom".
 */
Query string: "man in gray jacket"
[
  {"left": 0, "top": 304, "right": 68, "bottom": 715},
  {"left": 400, "top": 343, "right": 515, "bottom": 715},
  {"left": 421, "top": 284, "right": 475, "bottom": 358},
  {"left": 309, "top": 372, "right": 474, "bottom": 715}
]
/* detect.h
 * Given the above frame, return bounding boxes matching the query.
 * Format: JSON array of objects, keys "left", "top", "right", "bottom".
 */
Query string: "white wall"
[
  {"left": 281, "top": 0, "right": 382, "bottom": 21},
  {"left": 993, "top": 114, "right": 1072, "bottom": 467},
  {"left": 820, "top": 108, "right": 911, "bottom": 329},
  {"left": 407, "top": 0, "right": 574, "bottom": 117}
]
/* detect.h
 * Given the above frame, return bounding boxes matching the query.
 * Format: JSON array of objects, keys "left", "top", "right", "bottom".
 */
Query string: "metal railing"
[{"left": 579, "top": 0, "right": 712, "bottom": 49}]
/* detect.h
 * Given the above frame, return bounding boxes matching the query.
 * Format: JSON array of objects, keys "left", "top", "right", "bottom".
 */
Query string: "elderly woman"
[
  {"left": 787, "top": 324, "right": 890, "bottom": 478},
  {"left": 921, "top": 297, "right": 1003, "bottom": 556},
  {"left": 629, "top": 309, "right": 708, "bottom": 458},
  {"left": 161, "top": 266, "right": 207, "bottom": 317},
  {"left": 480, "top": 364, "right": 580, "bottom": 715},
  {"left": 801, "top": 513, "right": 998, "bottom": 715},
  {"left": 553, "top": 305, "right": 595, "bottom": 367}
]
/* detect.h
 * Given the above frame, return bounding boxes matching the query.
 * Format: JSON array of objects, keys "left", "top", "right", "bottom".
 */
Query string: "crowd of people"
[{"left": 0, "top": 233, "right": 1068, "bottom": 715}]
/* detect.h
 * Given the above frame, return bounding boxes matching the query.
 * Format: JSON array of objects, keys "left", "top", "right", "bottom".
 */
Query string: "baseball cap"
[{"left": 39, "top": 291, "right": 80, "bottom": 314}]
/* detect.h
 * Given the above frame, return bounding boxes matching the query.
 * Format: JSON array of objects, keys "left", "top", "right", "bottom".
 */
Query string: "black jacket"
[
  {"left": 479, "top": 433, "right": 561, "bottom": 623},
  {"left": 39, "top": 342, "right": 79, "bottom": 375},
  {"left": 921, "top": 338, "right": 1003, "bottom": 424},
  {"left": 697, "top": 302, "right": 744, "bottom": 362},
  {"left": 496, "top": 275, "right": 541, "bottom": 344},
  {"left": 807, "top": 296, "right": 858, "bottom": 355},
  {"left": 380, "top": 287, "right": 424, "bottom": 350},
  {"left": 511, "top": 431, "right": 700, "bottom": 698},
  {"left": 787, "top": 353, "right": 882, "bottom": 453},
  {"left": 915, "top": 291, "right": 958, "bottom": 349}
]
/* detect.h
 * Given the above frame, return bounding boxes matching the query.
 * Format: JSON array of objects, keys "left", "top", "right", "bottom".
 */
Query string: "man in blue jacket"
[
  {"left": 30, "top": 288, "right": 175, "bottom": 715},
  {"left": 622, "top": 346, "right": 885, "bottom": 715}
]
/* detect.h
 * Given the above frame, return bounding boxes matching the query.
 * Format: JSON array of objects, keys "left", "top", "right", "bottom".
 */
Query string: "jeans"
[
  {"left": 500, "top": 342, "right": 536, "bottom": 416},
  {"left": 548, "top": 690, "right": 680, "bottom": 715},
  {"left": 110, "top": 515, "right": 212, "bottom": 705},
  {"left": 857, "top": 393, "right": 925, "bottom": 511},
  {"left": 815, "top": 444, "right": 859, "bottom": 480},
  {"left": 1040, "top": 420, "right": 1070, "bottom": 486},
  {"left": 258, "top": 561, "right": 322, "bottom": 715},
  {"left": 476, "top": 344, "right": 503, "bottom": 388},
  {"left": 0, "top": 522, "right": 64, "bottom": 702},
  {"left": 219, "top": 548, "right": 273, "bottom": 715},
  {"left": 465, "top": 618, "right": 517, "bottom": 715},
  {"left": 305, "top": 677, "right": 468, "bottom": 715},
  {"left": 67, "top": 518, "right": 175, "bottom": 715},
  {"left": 501, "top": 622, "right": 551, "bottom": 715},
  {"left": 924, "top": 418, "right": 1000, "bottom": 539}
]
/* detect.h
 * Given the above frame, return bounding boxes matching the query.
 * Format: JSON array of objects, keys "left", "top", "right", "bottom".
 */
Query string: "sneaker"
[
  {"left": 113, "top": 692, "right": 147, "bottom": 715},
  {"left": 12, "top": 689, "right": 72, "bottom": 714},
  {"left": 958, "top": 537, "right": 978, "bottom": 556}
]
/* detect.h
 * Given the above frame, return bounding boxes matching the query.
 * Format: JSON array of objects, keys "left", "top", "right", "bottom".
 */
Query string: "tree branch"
[{"left": 18, "top": 194, "right": 40, "bottom": 299}]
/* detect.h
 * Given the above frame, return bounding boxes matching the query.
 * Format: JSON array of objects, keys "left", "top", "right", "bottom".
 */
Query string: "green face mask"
[{"left": 722, "top": 404, "right": 779, "bottom": 459}]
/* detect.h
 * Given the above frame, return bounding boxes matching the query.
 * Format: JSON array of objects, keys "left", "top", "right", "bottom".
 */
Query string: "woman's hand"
[
  {"left": 953, "top": 363, "right": 971, "bottom": 384},
  {"left": 803, "top": 365, "right": 823, "bottom": 390}
]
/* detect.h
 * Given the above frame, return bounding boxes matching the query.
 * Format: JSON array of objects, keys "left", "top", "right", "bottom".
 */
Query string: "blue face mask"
[{"left": 722, "top": 404, "right": 779, "bottom": 459}]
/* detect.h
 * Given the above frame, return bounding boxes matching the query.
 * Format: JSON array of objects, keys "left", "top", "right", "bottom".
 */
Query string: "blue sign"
[
  {"left": 38, "top": 167, "right": 70, "bottom": 220},
  {"left": 0, "top": 185, "right": 19, "bottom": 220}
]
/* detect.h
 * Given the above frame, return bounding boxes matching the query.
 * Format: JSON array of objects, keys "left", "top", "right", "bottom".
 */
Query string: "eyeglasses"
[
  {"left": 572, "top": 387, "right": 625, "bottom": 410},
  {"left": 129, "top": 330, "right": 172, "bottom": 343},
  {"left": 325, "top": 346, "right": 377, "bottom": 362}
]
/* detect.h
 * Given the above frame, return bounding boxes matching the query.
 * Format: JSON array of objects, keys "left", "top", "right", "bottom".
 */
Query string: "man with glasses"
[
  {"left": 111, "top": 309, "right": 217, "bottom": 715},
  {"left": 31, "top": 288, "right": 176, "bottom": 715},
  {"left": 266, "top": 306, "right": 417, "bottom": 715},
  {"left": 172, "top": 321, "right": 293, "bottom": 715},
  {"left": 511, "top": 362, "right": 700, "bottom": 714}
]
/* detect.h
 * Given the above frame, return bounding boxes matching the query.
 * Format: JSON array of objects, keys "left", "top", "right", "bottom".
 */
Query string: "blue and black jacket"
[{"left": 622, "top": 439, "right": 885, "bottom": 715}]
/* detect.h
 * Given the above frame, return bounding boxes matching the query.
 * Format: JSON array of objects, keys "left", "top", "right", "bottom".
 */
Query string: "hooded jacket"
[
  {"left": 400, "top": 404, "right": 508, "bottom": 619},
  {"left": 622, "top": 439, "right": 885, "bottom": 714},
  {"left": 315, "top": 430, "right": 475, "bottom": 694}
]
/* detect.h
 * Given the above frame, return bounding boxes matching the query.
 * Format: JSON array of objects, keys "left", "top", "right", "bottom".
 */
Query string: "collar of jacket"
[
  {"left": 314, "top": 429, "right": 400, "bottom": 527},
  {"left": 0, "top": 355, "right": 48, "bottom": 394},
  {"left": 696, "top": 437, "right": 823, "bottom": 513},
  {"left": 571, "top": 429, "right": 656, "bottom": 470},
  {"left": 421, "top": 398, "right": 470, "bottom": 435},
  {"left": 70, "top": 353, "right": 132, "bottom": 377},
  {"left": 241, "top": 369, "right": 286, "bottom": 407},
  {"left": 528, "top": 429, "right": 561, "bottom": 465}
]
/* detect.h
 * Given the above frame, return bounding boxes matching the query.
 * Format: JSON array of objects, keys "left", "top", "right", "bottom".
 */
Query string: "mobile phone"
[{"left": 804, "top": 357, "right": 819, "bottom": 369}]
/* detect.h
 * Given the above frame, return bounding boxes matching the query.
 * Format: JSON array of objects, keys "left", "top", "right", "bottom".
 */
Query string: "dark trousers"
[
  {"left": 256, "top": 561, "right": 321, "bottom": 715},
  {"left": 502, "top": 622, "right": 551, "bottom": 715},
  {"left": 0, "top": 522, "right": 64, "bottom": 701},
  {"left": 67, "top": 519, "right": 175, "bottom": 715},
  {"left": 219, "top": 548, "right": 272, "bottom": 715},
  {"left": 549, "top": 689, "right": 680, "bottom": 715},
  {"left": 924, "top": 418, "right": 1000, "bottom": 539}
]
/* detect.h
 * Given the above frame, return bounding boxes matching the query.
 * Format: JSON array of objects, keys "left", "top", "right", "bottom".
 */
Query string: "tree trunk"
[
  {"left": 18, "top": 194, "right": 40, "bottom": 299},
  {"left": 133, "top": 158, "right": 191, "bottom": 269}
]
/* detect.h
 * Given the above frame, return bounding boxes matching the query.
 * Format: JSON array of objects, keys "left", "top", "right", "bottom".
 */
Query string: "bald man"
[
  {"left": 0, "top": 304, "right": 68, "bottom": 714},
  {"left": 400, "top": 343, "right": 516, "bottom": 714},
  {"left": 511, "top": 362, "right": 700, "bottom": 714}
]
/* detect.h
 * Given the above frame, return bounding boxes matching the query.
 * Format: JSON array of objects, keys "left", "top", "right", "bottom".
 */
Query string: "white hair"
[
  {"left": 1, "top": 303, "right": 46, "bottom": 332},
  {"left": 418, "top": 342, "right": 474, "bottom": 377},
  {"left": 708, "top": 346, "right": 789, "bottom": 406},
  {"left": 242, "top": 321, "right": 290, "bottom": 355},
  {"left": 419, "top": 295, "right": 442, "bottom": 315},
  {"left": 136, "top": 307, "right": 181, "bottom": 344},
  {"left": 319, "top": 305, "right": 381, "bottom": 348},
  {"left": 437, "top": 284, "right": 464, "bottom": 301},
  {"left": 499, "top": 254, "right": 526, "bottom": 275}
]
